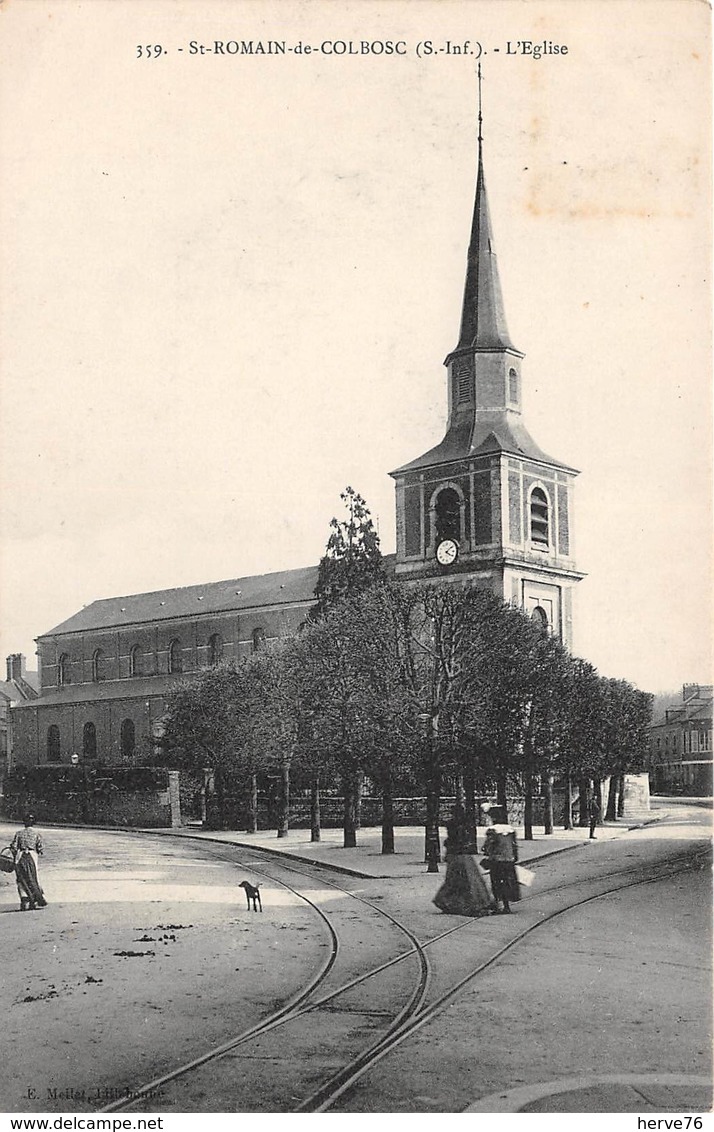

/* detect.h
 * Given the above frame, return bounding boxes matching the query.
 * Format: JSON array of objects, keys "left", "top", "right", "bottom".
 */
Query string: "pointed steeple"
[
  {"left": 455, "top": 144, "right": 515, "bottom": 352},
  {"left": 450, "top": 67, "right": 517, "bottom": 357}
]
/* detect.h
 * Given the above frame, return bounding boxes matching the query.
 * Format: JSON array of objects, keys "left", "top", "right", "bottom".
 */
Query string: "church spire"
[{"left": 451, "top": 66, "right": 516, "bottom": 356}]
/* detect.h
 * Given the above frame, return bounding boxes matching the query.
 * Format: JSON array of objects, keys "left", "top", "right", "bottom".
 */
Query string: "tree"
[
  {"left": 240, "top": 645, "right": 295, "bottom": 838},
  {"left": 312, "top": 487, "right": 386, "bottom": 618},
  {"left": 301, "top": 611, "right": 367, "bottom": 848},
  {"left": 159, "top": 662, "right": 263, "bottom": 829},
  {"left": 328, "top": 585, "right": 420, "bottom": 854},
  {"left": 160, "top": 663, "right": 245, "bottom": 772}
]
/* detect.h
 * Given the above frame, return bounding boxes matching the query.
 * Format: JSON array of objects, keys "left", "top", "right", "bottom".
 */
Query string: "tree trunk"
[
  {"left": 455, "top": 773, "right": 465, "bottom": 809},
  {"left": 523, "top": 772, "right": 534, "bottom": 840},
  {"left": 543, "top": 773, "right": 554, "bottom": 835},
  {"left": 496, "top": 769, "right": 508, "bottom": 818},
  {"left": 354, "top": 771, "right": 364, "bottom": 831},
  {"left": 204, "top": 768, "right": 220, "bottom": 830},
  {"left": 381, "top": 770, "right": 395, "bottom": 855},
  {"left": 594, "top": 778, "right": 604, "bottom": 826},
  {"left": 578, "top": 778, "right": 590, "bottom": 827},
  {"left": 310, "top": 772, "right": 321, "bottom": 843},
  {"left": 463, "top": 758, "right": 477, "bottom": 853},
  {"left": 563, "top": 769, "right": 574, "bottom": 830},
  {"left": 246, "top": 773, "right": 258, "bottom": 833},
  {"left": 617, "top": 774, "right": 626, "bottom": 817},
  {"left": 605, "top": 774, "right": 618, "bottom": 821},
  {"left": 343, "top": 775, "right": 357, "bottom": 848},
  {"left": 276, "top": 762, "right": 290, "bottom": 838},
  {"left": 523, "top": 740, "right": 534, "bottom": 840}
]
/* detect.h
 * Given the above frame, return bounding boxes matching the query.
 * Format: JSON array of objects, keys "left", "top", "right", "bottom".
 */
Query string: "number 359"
[{"left": 137, "top": 45, "right": 165, "bottom": 58}]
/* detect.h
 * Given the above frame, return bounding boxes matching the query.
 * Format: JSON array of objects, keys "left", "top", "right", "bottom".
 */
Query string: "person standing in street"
[
  {"left": 481, "top": 808, "right": 520, "bottom": 914},
  {"left": 433, "top": 806, "right": 493, "bottom": 917},
  {"left": 588, "top": 793, "right": 601, "bottom": 839},
  {"left": 11, "top": 814, "right": 48, "bottom": 911}
]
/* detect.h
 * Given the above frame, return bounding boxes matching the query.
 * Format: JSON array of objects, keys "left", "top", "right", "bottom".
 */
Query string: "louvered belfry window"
[
  {"left": 454, "top": 358, "right": 472, "bottom": 404},
  {"left": 530, "top": 488, "right": 549, "bottom": 548},
  {"left": 509, "top": 368, "right": 519, "bottom": 403}
]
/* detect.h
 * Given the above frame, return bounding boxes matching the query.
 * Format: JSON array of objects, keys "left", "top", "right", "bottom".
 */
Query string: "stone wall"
[{"left": 1, "top": 765, "right": 181, "bottom": 828}]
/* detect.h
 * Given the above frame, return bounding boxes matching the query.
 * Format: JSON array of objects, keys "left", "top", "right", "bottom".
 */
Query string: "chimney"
[{"left": 6, "top": 654, "right": 26, "bottom": 682}]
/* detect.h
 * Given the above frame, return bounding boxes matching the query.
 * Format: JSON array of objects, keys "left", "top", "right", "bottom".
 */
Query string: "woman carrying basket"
[
  {"left": 11, "top": 814, "right": 48, "bottom": 911},
  {"left": 481, "top": 808, "right": 520, "bottom": 914}
]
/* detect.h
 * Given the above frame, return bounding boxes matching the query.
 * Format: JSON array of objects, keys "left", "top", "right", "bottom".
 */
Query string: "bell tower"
[{"left": 391, "top": 72, "right": 584, "bottom": 646}]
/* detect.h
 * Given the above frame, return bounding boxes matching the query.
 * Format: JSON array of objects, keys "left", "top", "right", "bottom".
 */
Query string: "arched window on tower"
[
  {"left": 208, "top": 633, "right": 224, "bottom": 665},
  {"left": 129, "top": 645, "right": 141, "bottom": 678},
  {"left": 121, "top": 718, "right": 136, "bottom": 760},
  {"left": 83, "top": 721, "right": 97, "bottom": 759},
  {"left": 168, "top": 639, "right": 183, "bottom": 674},
  {"left": 529, "top": 487, "right": 550, "bottom": 549},
  {"left": 92, "top": 648, "right": 105, "bottom": 683},
  {"left": 435, "top": 487, "right": 462, "bottom": 544},
  {"left": 531, "top": 605, "right": 549, "bottom": 633},
  {"left": 58, "top": 653, "right": 70, "bottom": 686},
  {"left": 47, "top": 725, "right": 61, "bottom": 762}
]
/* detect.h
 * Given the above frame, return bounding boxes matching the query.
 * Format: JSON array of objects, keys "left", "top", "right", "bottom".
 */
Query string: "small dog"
[{"left": 239, "top": 880, "right": 262, "bottom": 912}]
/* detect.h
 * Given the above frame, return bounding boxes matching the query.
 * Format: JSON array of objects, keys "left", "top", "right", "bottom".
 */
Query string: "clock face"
[{"left": 436, "top": 539, "right": 459, "bottom": 566}]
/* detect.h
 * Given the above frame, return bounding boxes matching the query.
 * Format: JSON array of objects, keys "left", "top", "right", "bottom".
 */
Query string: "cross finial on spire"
[{"left": 477, "top": 62, "right": 483, "bottom": 145}]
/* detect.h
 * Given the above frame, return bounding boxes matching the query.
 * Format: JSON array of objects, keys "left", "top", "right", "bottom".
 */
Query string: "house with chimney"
[
  {"left": 1, "top": 654, "right": 39, "bottom": 773},
  {"left": 649, "top": 684, "right": 713, "bottom": 795}
]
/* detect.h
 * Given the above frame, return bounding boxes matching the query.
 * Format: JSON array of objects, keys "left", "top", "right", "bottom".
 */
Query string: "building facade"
[
  {"left": 11, "top": 568, "right": 318, "bottom": 767},
  {"left": 11, "top": 104, "right": 581, "bottom": 767},
  {"left": 649, "top": 684, "right": 713, "bottom": 795}
]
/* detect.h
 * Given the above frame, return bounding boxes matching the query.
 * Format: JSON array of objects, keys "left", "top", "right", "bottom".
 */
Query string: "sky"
[{"left": 0, "top": 0, "right": 711, "bottom": 695}]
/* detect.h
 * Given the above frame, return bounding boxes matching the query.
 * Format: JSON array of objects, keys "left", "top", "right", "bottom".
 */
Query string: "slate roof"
[
  {"left": 454, "top": 146, "right": 517, "bottom": 354},
  {"left": 12, "top": 675, "right": 179, "bottom": 710},
  {"left": 0, "top": 675, "right": 39, "bottom": 704},
  {"left": 40, "top": 556, "right": 398, "bottom": 639},
  {"left": 42, "top": 564, "right": 321, "bottom": 637},
  {"left": 392, "top": 415, "right": 577, "bottom": 475}
]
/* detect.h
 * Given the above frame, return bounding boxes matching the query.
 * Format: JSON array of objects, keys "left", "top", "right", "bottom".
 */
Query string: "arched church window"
[
  {"left": 529, "top": 487, "right": 549, "bottom": 548},
  {"left": 252, "top": 628, "right": 266, "bottom": 653},
  {"left": 168, "top": 639, "right": 183, "bottom": 674},
  {"left": 531, "top": 606, "right": 549, "bottom": 632},
  {"left": 58, "top": 653, "right": 70, "bottom": 686},
  {"left": 435, "top": 487, "right": 461, "bottom": 544},
  {"left": 129, "top": 645, "right": 141, "bottom": 677},
  {"left": 508, "top": 368, "right": 519, "bottom": 403},
  {"left": 121, "top": 718, "right": 136, "bottom": 759},
  {"left": 83, "top": 721, "right": 97, "bottom": 759},
  {"left": 47, "top": 724, "right": 61, "bottom": 762},
  {"left": 92, "top": 648, "right": 105, "bottom": 683},
  {"left": 208, "top": 633, "right": 224, "bottom": 665}
]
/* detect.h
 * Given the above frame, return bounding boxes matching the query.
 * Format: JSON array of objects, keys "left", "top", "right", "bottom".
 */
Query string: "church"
[{"left": 10, "top": 98, "right": 584, "bottom": 769}]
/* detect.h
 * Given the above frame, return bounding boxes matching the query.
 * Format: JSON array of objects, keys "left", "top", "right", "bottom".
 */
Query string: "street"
[{"left": 0, "top": 801, "right": 710, "bottom": 1114}]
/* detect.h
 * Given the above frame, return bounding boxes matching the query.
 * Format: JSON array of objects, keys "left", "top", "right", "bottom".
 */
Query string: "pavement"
[
  {"left": 465, "top": 1075, "right": 713, "bottom": 1113},
  {"left": 154, "top": 810, "right": 669, "bottom": 879}
]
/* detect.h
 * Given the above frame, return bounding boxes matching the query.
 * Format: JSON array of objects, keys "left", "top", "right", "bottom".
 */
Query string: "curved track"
[
  {"left": 305, "top": 843, "right": 711, "bottom": 1113},
  {"left": 102, "top": 845, "right": 431, "bottom": 1113},
  {"left": 99, "top": 833, "right": 709, "bottom": 1114}
]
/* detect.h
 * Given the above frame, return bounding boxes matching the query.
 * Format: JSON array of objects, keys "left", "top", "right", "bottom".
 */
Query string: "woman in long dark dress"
[
  {"left": 11, "top": 815, "right": 47, "bottom": 911},
  {"left": 433, "top": 809, "right": 493, "bottom": 917}
]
